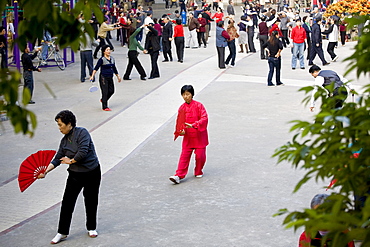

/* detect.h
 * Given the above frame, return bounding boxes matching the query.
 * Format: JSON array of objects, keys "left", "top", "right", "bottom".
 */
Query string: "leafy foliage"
[{"left": 273, "top": 15, "right": 370, "bottom": 246}]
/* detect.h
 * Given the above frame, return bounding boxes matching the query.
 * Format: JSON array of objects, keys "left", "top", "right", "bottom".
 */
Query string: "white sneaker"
[
  {"left": 88, "top": 230, "right": 98, "bottom": 238},
  {"left": 195, "top": 175, "right": 203, "bottom": 178},
  {"left": 169, "top": 175, "right": 180, "bottom": 184},
  {"left": 50, "top": 233, "right": 67, "bottom": 244}
]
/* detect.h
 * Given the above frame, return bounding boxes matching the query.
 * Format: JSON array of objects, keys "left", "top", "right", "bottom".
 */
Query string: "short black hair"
[
  {"left": 309, "top": 65, "right": 321, "bottom": 73},
  {"left": 176, "top": 18, "right": 182, "bottom": 25},
  {"left": 181, "top": 85, "right": 194, "bottom": 96},
  {"left": 101, "top": 45, "right": 110, "bottom": 57},
  {"left": 55, "top": 110, "right": 76, "bottom": 127},
  {"left": 217, "top": 21, "right": 224, "bottom": 27}
]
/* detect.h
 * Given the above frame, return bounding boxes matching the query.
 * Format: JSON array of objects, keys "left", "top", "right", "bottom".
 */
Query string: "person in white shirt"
[
  {"left": 309, "top": 65, "right": 354, "bottom": 112},
  {"left": 322, "top": 17, "right": 339, "bottom": 62}
]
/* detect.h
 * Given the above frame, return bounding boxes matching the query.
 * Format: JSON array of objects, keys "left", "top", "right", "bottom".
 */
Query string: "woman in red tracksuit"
[{"left": 169, "top": 85, "right": 209, "bottom": 184}]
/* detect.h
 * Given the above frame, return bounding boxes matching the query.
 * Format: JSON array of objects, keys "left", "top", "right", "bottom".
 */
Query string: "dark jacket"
[
  {"left": 21, "top": 52, "right": 38, "bottom": 71},
  {"left": 162, "top": 22, "right": 173, "bottom": 40},
  {"left": 52, "top": 127, "right": 99, "bottom": 172},
  {"left": 145, "top": 26, "right": 161, "bottom": 53},
  {"left": 311, "top": 23, "right": 322, "bottom": 45}
]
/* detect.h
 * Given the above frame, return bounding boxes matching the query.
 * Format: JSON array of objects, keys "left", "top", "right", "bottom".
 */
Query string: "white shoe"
[
  {"left": 195, "top": 175, "right": 203, "bottom": 178},
  {"left": 169, "top": 176, "right": 180, "bottom": 184},
  {"left": 88, "top": 230, "right": 98, "bottom": 238},
  {"left": 50, "top": 233, "right": 67, "bottom": 244},
  {"left": 332, "top": 56, "right": 339, "bottom": 62}
]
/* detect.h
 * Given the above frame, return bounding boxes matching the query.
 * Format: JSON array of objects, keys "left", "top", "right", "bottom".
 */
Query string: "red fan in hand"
[
  {"left": 18, "top": 150, "right": 56, "bottom": 192},
  {"left": 174, "top": 109, "right": 186, "bottom": 141}
]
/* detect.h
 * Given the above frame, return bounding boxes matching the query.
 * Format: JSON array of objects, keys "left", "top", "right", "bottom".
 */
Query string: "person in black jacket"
[
  {"left": 38, "top": 110, "right": 101, "bottom": 244},
  {"left": 161, "top": 16, "right": 173, "bottom": 62},
  {"left": 0, "top": 27, "right": 7, "bottom": 69},
  {"left": 145, "top": 23, "right": 161, "bottom": 79},
  {"left": 308, "top": 18, "right": 329, "bottom": 66},
  {"left": 21, "top": 46, "right": 42, "bottom": 104}
]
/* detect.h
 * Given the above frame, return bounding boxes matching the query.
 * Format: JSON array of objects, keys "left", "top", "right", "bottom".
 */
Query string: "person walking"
[
  {"left": 93, "top": 17, "right": 121, "bottom": 59},
  {"left": 215, "top": 21, "right": 230, "bottom": 69},
  {"left": 262, "top": 30, "right": 284, "bottom": 86},
  {"left": 185, "top": 12, "right": 200, "bottom": 49},
  {"left": 90, "top": 45, "right": 121, "bottom": 111},
  {"left": 79, "top": 30, "right": 95, "bottom": 82},
  {"left": 145, "top": 23, "right": 160, "bottom": 79},
  {"left": 21, "top": 46, "right": 42, "bottom": 104},
  {"left": 123, "top": 26, "right": 147, "bottom": 80},
  {"left": 302, "top": 16, "right": 312, "bottom": 60},
  {"left": 339, "top": 21, "right": 347, "bottom": 46},
  {"left": 38, "top": 110, "right": 101, "bottom": 244},
  {"left": 308, "top": 18, "right": 330, "bottom": 66},
  {"left": 162, "top": 15, "right": 174, "bottom": 62},
  {"left": 226, "top": 0, "right": 235, "bottom": 17},
  {"left": 322, "top": 17, "right": 339, "bottom": 62},
  {"left": 197, "top": 14, "right": 207, "bottom": 48},
  {"left": 290, "top": 19, "right": 306, "bottom": 70},
  {"left": 169, "top": 85, "right": 209, "bottom": 184},
  {"left": 173, "top": 18, "right": 185, "bottom": 63},
  {"left": 225, "top": 19, "right": 239, "bottom": 67},
  {"left": 245, "top": 15, "right": 256, "bottom": 53},
  {"left": 279, "top": 12, "right": 290, "bottom": 48}
]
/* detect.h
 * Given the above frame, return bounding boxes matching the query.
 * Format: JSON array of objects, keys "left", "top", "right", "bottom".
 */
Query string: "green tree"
[
  {"left": 273, "top": 15, "right": 370, "bottom": 246},
  {"left": 0, "top": 0, "right": 102, "bottom": 136}
]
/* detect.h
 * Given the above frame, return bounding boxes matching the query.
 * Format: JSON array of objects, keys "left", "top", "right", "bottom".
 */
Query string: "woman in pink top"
[{"left": 169, "top": 85, "right": 209, "bottom": 184}]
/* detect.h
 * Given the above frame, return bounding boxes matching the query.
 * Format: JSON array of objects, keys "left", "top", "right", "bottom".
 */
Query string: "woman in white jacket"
[{"left": 322, "top": 17, "right": 339, "bottom": 62}]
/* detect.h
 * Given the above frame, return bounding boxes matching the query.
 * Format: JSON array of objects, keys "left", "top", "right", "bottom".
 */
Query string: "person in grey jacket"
[
  {"left": 226, "top": 0, "right": 235, "bottom": 16},
  {"left": 38, "top": 110, "right": 101, "bottom": 244}
]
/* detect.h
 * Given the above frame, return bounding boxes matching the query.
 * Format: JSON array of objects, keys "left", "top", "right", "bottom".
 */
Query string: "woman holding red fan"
[
  {"left": 38, "top": 110, "right": 101, "bottom": 244},
  {"left": 169, "top": 85, "right": 209, "bottom": 184}
]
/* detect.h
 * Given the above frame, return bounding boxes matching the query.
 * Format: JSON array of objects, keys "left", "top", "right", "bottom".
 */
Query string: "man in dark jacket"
[
  {"left": 162, "top": 16, "right": 173, "bottom": 62},
  {"left": 308, "top": 18, "right": 329, "bottom": 66},
  {"left": 21, "top": 46, "right": 42, "bottom": 104},
  {"left": 145, "top": 23, "right": 161, "bottom": 79}
]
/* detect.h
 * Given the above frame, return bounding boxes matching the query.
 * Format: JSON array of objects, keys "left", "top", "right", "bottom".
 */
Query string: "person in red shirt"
[
  {"left": 169, "top": 85, "right": 209, "bottom": 184},
  {"left": 269, "top": 18, "right": 283, "bottom": 37},
  {"left": 173, "top": 18, "right": 185, "bottom": 63},
  {"left": 290, "top": 19, "right": 307, "bottom": 69}
]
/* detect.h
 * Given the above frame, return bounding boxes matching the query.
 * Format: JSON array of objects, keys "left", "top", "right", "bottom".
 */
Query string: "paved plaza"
[{"left": 0, "top": 4, "right": 367, "bottom": 247}]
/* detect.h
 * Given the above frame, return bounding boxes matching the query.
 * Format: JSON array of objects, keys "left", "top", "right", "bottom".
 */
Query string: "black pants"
[
  {"left": 93, "top": 36, "right": 106, "bottom": 58},
  {"left": 149, "top": 51, "right": 160, "bottom": 78},
  {"left": 281, "top": 30, "right": 290, "bottom": 47},
  {"left": 216, "top": 46, "right": 226, "bottom": 69},
  {"left": 99, "top": 75, "right": 115, "bottom": 109},
  {"left": 327, "top": 42, "right": 337, "bottom": 60},
  {"left": 309, "top": 43, "right": 327, "bottom": 65},
  {"left": 197, "top": 32, "right": 206, "bottom": 47},
  {"left": 259, "top": 34, "right": 268, "bottom": 59},
  {"left": 124, "top": 50, "right": 146, "bottom": 79},
  {"left": 340, "top": 31, "right": 346, "bottom": 46},
  {"left": 0, "top": 47, "right": 7, "bottom": 69},
  {"left": 247, "top": 31, "right": 256, "bottom": 52},
  {"left": 175, "top": 37, "right": 184, "bottom": 62},
  {"left": 162, "top": 40, "right": 172, "bottom": 61},
  {"left": 58, "top": 165, "right": 101, "bottom": 235}
]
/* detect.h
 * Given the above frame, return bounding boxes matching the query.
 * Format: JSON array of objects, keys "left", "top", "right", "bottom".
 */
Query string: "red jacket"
[
  {"left": 174, "top": 100, "right": 209, "bottom": 148},
  {"left": 198, "top": 18, "right": 207, "bottom": 33},
  {"left": 269, "top": 24, "right": 283, "bottom": 37},
  {"left": 291, "top": 26, "right": 306, "bottom": 44}
]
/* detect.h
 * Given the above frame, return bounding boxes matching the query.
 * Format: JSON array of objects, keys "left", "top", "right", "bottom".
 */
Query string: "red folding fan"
[
  {"left": 18, "top": 150, "right": 56, "bottom": 192},
  {"left": 174, "top": 109, "right": 186, "bottom": 141}
]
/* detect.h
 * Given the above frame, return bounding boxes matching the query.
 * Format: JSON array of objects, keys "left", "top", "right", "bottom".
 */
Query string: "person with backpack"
[{"left": 308, "top": 65, "right": 354, "bottom": 112}]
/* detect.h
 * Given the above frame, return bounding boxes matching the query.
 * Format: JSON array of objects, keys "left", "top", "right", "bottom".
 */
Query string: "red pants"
[{"left": 175, "top": 147, "right": 206, "bottom": 178}]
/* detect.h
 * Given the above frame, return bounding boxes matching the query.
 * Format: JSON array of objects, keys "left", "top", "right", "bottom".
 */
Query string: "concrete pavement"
[{"left": 0, "top": 4, "right": 367, "bottom": 246}]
